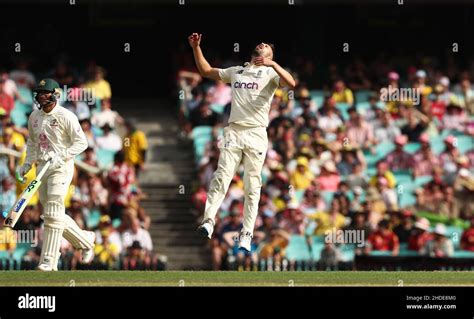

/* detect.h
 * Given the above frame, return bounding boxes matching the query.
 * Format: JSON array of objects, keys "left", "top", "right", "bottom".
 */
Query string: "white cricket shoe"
[
  {"left": 37, "top": 263, "right": 55, "bottom": 271},
  {"left": 238, "top": 231, "right": 253, "bottom": 252},
  {"left": 197, "top": 218, "right": 214, "bottom": 239},
  {"left": 81, "top": 231, "right": 96, "bottom": 264}
]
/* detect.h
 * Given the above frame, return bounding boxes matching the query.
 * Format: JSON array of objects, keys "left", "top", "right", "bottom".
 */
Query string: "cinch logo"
[{"left": 234, "top": 81, "right": 259, "bottom": 90}]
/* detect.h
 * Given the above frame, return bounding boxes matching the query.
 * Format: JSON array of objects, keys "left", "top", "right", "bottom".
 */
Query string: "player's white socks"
[
  {"left": 62, "top": 214, "right": 94, "bottom": 250},
  {"left": 39, "top": 202, "right": 65, "bottom": 269}
]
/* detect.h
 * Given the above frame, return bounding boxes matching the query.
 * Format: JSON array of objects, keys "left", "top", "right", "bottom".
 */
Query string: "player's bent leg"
[
  {"left": 63, "top": 214, "right": 95, "bottom": 264},
  {"left": 38, "top": 201, "right": 65, "bottom": 271},
  {"left": 198, "top": 145, "right": 242, "bottom": 238}
]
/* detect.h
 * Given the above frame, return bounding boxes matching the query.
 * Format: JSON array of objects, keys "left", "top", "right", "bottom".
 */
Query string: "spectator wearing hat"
[
  {"left": 94, "top": 227, "right": 120, "bottom": 269},
  {"left": 460, "top": 216, "right": 474, "bottom": 252},
  {"left": 413, "top": 70, "right": 432, "bottom": 97},
  {"left": 279, "top": 200, "right": 305, "bottom": 235},
  {"left": 453, "top": 168, "right": 474, "bottom": 218},
  {"left": 366, "top": 220, "right": 400, "bottom": 256},
  {"left": 374, "top": 110, "right": 401, "bottom": 143},
  {"left": 408, "top": 217, "right": 433, "bottom": 252},
  {"left": 95, "top": 215, "right": 123, "bottom": 254},
  {"left": 413, "top": 133, "right": 440, "bottom": 177},
  {"left": 441, "top": 103, "right": 467, "bottom": 133},
  {"left": 122, "top": 240, "right": 148, "bottom": 270},
  {"left": 331, "top": 80, "right": 354, "bottom": 106},
  {"left": 96, "top": 123, "right": 123, "bottom": 153},
  {"left": 421, "top": 223, "right": 454, "bottom": 258},
  {"left": 385, "top": 135, "right": 413, "bottom": 172},
  {"left": 317, "top": 161, "right": 340, "bottom": 192},
  {"left": 259, "top": 228, "right": 290, "bottom": 270},
  {"left": 290, "top": 156, "right": 314, "bottom": 191},
  {"left": 309, "top": 199, "right": 346, "bottom": 236}
]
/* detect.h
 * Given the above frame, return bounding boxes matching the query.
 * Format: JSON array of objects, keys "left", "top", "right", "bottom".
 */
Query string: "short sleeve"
[
  {"left": 270, "top": 67, "right": 280, "bottom": 86},
  {"left": 218, "top": 67, "right": 238, "bottom": 84}
]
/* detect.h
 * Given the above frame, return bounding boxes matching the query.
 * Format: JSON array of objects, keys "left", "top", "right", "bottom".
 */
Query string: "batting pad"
[
  {"left": 63, "top": 214, "right": 94, "bottom": 250},
  {"left": 40, "top": 202, "right": 64, "bottom": 268}
]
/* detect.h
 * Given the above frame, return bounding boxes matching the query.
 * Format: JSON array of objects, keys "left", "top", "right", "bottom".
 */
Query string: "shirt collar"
[{"left": 41, "top": 103, "right": 60, "bottom": 116}]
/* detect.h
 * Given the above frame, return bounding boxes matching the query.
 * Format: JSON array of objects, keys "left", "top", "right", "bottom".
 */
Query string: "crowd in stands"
[
  {"left": 179, "top": 53, "right": 474, "bottom": 271},
  {"left": 0, "top": 58, "right": 161, "bottom": 270}
]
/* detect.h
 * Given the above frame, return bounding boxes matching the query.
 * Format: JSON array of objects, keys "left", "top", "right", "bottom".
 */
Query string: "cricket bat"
[{"left": 3, "top": 161, "right": 51, "bottom": 228}]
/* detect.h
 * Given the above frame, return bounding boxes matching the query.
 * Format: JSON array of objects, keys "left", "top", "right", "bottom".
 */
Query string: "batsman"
[{"left": 16, "top": 78, "right": 95, "bottom": 271}]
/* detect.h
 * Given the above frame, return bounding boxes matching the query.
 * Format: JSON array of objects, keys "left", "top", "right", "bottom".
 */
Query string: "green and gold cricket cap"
[{"left": 34, "top": 78, "right": 60, "bottom": 92}]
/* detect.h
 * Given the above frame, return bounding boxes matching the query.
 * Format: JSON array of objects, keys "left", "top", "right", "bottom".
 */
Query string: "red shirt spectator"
[
  {"left": 385, "top": 135, "right": 413, "bottom": 171},
  {"left": 461, "top": 218, "right": 474, "bottom": 252},
  {"left": 367, "top": 220, "right": 399, "bottom": 254},
  {"left": 0, "top": 80, "right": 14, "bottom": 115},
  {"left": 318, "top": 161, "right": 340, "bottom": 192},
  {"left": 408, "top": 218, "right": 432, "bottom": 251},
  {"left": 108, "top": 152, "right": 136, "bottom": 206}
]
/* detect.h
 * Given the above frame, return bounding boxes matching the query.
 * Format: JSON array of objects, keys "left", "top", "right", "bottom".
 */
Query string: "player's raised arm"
[{"left": 188, "top": 33, "right": 221, "bottom": 81}]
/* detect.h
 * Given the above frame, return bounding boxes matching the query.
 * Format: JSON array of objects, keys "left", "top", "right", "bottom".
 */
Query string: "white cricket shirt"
[{"left": 219, "top": 64, "right": 280, "bottom": 127}]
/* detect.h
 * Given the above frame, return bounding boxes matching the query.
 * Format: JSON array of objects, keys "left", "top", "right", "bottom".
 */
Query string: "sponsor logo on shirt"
[{"left": 234, "top": 81, "right": 259, "bottom": 90}]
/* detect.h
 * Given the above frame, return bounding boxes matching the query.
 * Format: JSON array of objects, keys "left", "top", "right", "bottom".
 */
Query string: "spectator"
[
  {"left": 373, "top": 110, "right": 401, "bottom": 143},
  {"left": 441, "top": 103, "right": 467, "bottom": 133},
  {"left": 122, "top": 216, "right": 153, "bottom": 252},
  {"left": 0, "top": 70, "right": 22, "bottom": 101},
  {"left": 259, "top": 228, "right": 290, "bottom": 270},
  {"left": 64, "top": 88, "right": 91, "bottom": 121},
  {"left": 331, "top": 80, "right": 354, "bottom": 106},
  {"left": 208, "top": 80, "right": 231, "bottom": 106},
  {"left": 82, "top": 66, "right": 112, "bottom": 100},
  {"left": 459, "top": 78, "right": 474, "bottom": 115},
  {"left": 369, "top": 160, "right": 396, "bottom": 189},
  {"left": 94, "top": 228, "right": 120, "bottom": 269},
  {"left": 96, "top": 124, "right": 123, "bottom": 152},
  {"left": 366, "top": 220, "right": 399, "bottom": 256},
  {"left": 393, "top": 210, "right": 414, "bottom": 243},
  {"left": 95, "top": 215, "right": 123, "bottom": 255},
  {"left": 421, "top": 223, "right": 454, "bottom": 258},
  {"left": 310, "top": 199, "right": 346, "bottom": 236},
  {"left": 91, "top": 98, "right": 123, "bottom": 129},
  {"left": 408, "top": 217, "right": 433, "bottom": 252},
  {"left": 79, "top": 119, "right": 97, "bottom": 150},
  {"left": 107, "top": 151, "right": 136, "bottom": 220},
  {"left": 289, "top": 157, "right": 314, "bottom": 191},
  {"left": 123, "top": 119, "right": 148, "bottom": 177},
  {"left": 346, "top": 108, "right": 375, "bottom": 149},
  {"left": 413, "top": 133, "right": 439, "bottom": 177},
  {"left": 9, "top": 59, "right": 36, "bottom": 89},
  {"left": 317, "top": 161, "right": 340, "bottom": 192},
  {"left": 460, "top": 216, "right": 474, "bottom": 252},
  {"left": 299, "top": 187, "right": 326, "bottom": 216},
  {"left": 0, "top": 79, "right": 14, "bottom": 116},
  {"left": 278, "top": 201, "right": 305, "bottom": 235},
  {"left": 376, "top": 177, "right": 398, "bottom": 211},
  {"left": 318, "top": 97, "right": 343, "bottom": 137},
  {"left": 319, "top": 242, "right": 341, "bottom": 270},
  {"left": 385, "top": 135, "right": 413, "bottom": 172},
  {"left": 400, "top": 108, "right": 429, "bottom": 142},
  {"left": 186, "top": 100, "right": 221, "bottom": 132}
]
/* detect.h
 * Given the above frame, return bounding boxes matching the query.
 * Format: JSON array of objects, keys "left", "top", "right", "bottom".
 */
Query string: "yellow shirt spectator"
[
  {"left": 83, "top": 79, "right": 112, "bottom": 101},
  {"left": 310, "top": 211, "right": 346, "bottom": 236},
  {"left": 0, "top": 227, "right": 17, "bottom": 252},
  {"left": 369, "top": 171, "right": 396, "bottom": 189},
  {"left": 125, "top": 130, "right": 148, "bottom": 166},
  {"left": 290, "top": 157, "right": 314, "bottom": 191}
]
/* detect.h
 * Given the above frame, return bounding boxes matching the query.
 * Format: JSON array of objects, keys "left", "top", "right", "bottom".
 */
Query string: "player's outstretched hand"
[
  {"left": 254, "top": 56, "right": 275, "bottom": 67},
  {"left": 188, "top": 33, "right": 202, "bottom": 48},
  {"left": 16, "top": 163, "right": 31, "bottom": 184}
]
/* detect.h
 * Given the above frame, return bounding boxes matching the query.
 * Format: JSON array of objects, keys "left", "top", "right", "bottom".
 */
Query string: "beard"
[{"left": 252, "top": 48, "right": 263, "bottom": 57}]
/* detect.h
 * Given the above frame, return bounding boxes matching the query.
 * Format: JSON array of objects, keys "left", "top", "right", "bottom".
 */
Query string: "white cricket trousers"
[
  {"left": 37, "top": 160, "right": 94, "bottom": 269},
  {"left": 202, "top": 123, "right": 268, "bottom": 234}
]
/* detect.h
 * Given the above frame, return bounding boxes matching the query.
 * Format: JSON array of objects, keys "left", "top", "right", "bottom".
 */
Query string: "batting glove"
[
  {"left": 16, "top": 163, "right": 32, "bottom": 184},
  {"left": 44, "top": 151, "right": 65, "bottom": 171}
]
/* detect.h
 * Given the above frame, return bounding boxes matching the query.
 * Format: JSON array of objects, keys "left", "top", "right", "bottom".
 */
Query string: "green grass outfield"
[{"left": 0, "top": 271, "right": 473, "bottom": 286}]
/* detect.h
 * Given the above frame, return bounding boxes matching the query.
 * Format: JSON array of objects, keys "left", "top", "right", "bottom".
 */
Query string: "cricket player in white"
[
  {"left": 189, "top": 33, "right": 296, "bottom": 251},
  {"left": 16, "top": 78, "right": 95, "bottom": 271}
]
